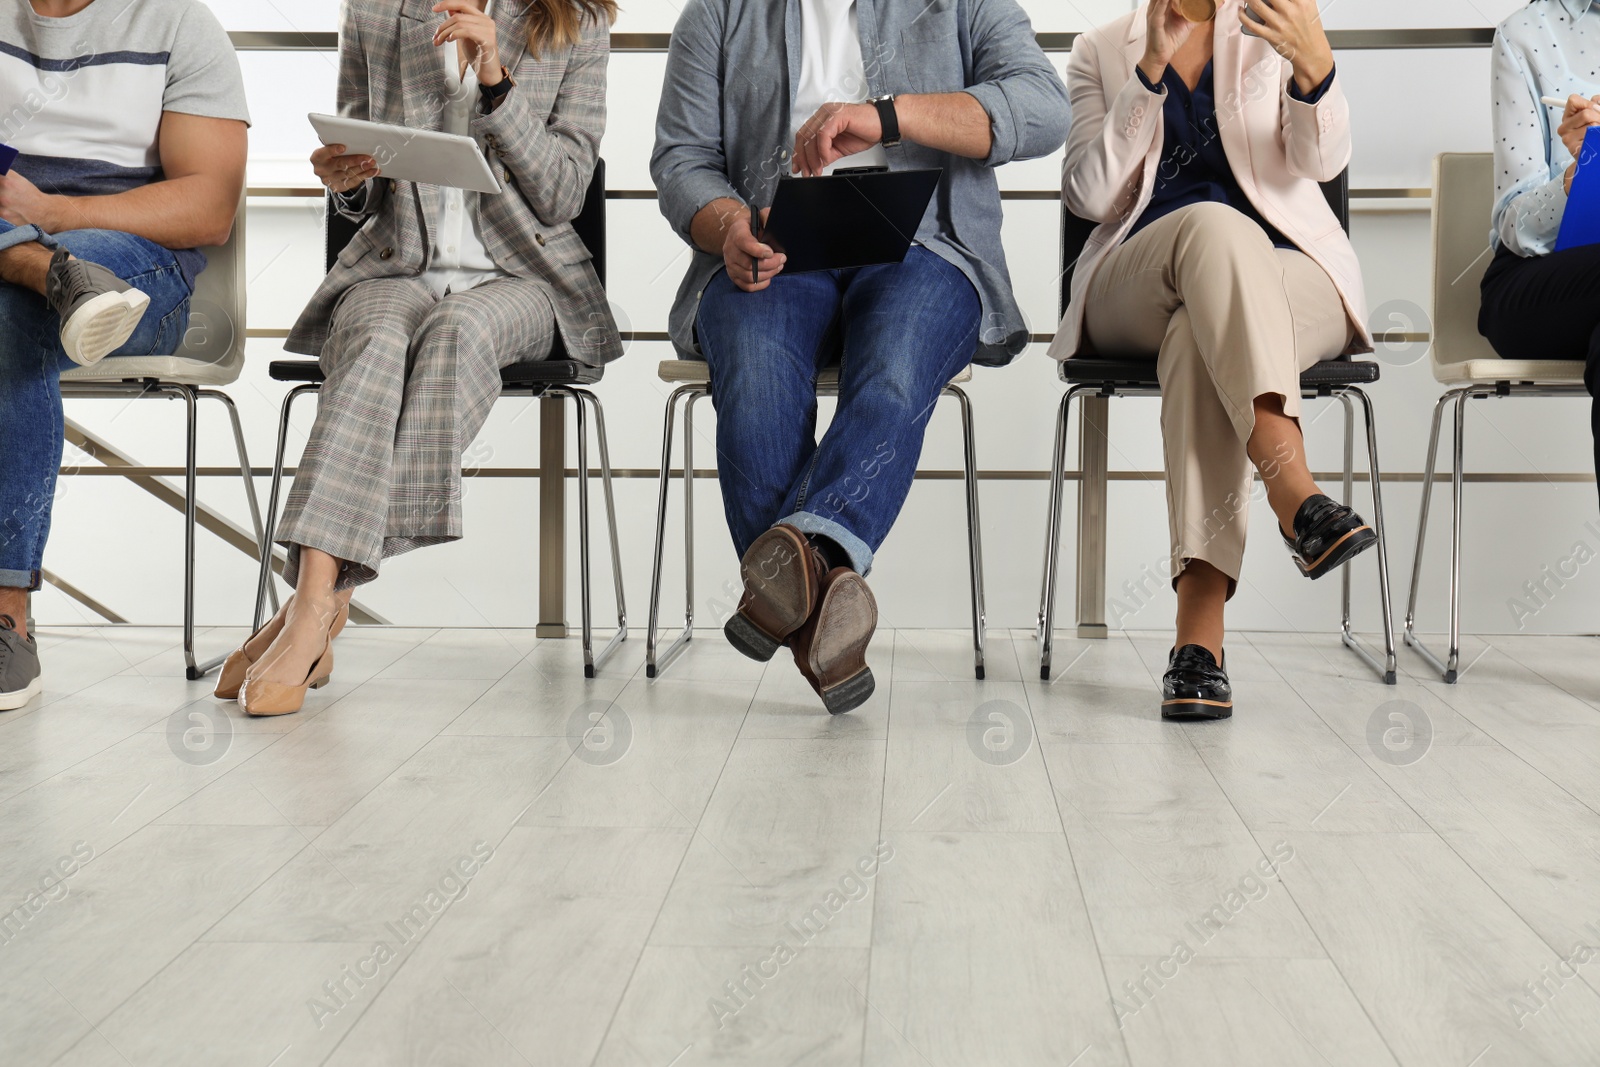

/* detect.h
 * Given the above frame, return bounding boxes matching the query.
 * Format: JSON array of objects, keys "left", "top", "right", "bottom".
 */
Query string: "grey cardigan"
[{"left": 650, "top": 0, "right": 1070, "bottom": 367}]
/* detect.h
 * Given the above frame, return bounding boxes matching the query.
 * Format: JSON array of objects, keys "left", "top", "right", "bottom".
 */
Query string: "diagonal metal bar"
[
  {"left": 39, "top": 569, "right": 129, "bottom": 624},
  {"left": 65, "top": 417, "right": 264, "bottom": 557},
  {"left": 61, "top": 418, "right": 389, "bottom": 626}
]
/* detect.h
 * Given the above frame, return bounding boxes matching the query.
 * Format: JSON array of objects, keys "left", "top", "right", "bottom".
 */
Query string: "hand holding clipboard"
[{"left": 1557, "top": 126, "right": 1600, "bottom": 252}]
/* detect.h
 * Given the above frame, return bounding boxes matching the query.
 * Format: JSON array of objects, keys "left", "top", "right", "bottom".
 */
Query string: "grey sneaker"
[
  {"left": 45, "top": 248, "right": 151, "bottom": 366},
  {"left": 0, "top": 615, "right": 41, "bottom": 712}
]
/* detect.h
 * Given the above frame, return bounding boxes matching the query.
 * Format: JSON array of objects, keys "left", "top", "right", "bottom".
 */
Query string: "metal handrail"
[
  {"left": 236, "top": 25, "right": 1481, "bottom": 202},
  {"left": 228, "top": 28, "right": 1496, "bottom": 52},
  {"left": 246, "top": 186, "right": 1437, "bottom": 204}
]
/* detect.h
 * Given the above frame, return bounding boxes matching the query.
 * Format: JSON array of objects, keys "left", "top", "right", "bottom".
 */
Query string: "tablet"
[
  {"left": 309, "top": 113, "right": 502, "bottom": 195},
  {"left": 758, "top": 169, "right": 942, "bottom": 274}
]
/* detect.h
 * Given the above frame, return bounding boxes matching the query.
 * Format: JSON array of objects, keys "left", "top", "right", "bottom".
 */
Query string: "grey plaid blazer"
[{"left": 286, "top": 0, "right": 622, "bottom": 367}]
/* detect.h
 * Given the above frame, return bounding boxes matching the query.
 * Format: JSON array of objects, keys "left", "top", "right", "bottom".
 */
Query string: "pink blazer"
[{"left": 1047, "top": 2, "right": 1371, "bottom": 360}]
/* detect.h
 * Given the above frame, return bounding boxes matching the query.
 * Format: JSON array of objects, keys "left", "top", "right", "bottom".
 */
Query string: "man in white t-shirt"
[{"left": 0, "top": 0, "right": 250, "bottom": 711}]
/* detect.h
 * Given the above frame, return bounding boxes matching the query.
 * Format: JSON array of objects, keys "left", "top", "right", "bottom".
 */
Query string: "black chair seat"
[
  {"left": 268, "top": 357, "right": 603, "bottom": 387},
  {"left": 1058, "top": 356, "right": 1380, "bottom": 389}
]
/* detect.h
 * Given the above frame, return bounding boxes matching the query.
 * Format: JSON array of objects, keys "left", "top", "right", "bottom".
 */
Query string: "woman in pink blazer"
[{"left": 1047, "top": 0, "right": 1374, "bottom": 721}]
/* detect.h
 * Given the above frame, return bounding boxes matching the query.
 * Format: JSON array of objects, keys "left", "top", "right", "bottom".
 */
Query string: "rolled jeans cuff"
[
  {"left": 779, "top": 511, "right": 874, "bottom": 577},
  {"left": 0, "top": 568, "right": 42, "bottom": 593},
  {"left": 0, "top": 223, "right": 59, "bottom": 253}
]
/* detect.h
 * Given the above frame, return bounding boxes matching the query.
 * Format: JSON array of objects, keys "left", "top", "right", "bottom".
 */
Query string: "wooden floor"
[{"left": 3, "top": 624, "right": 1600, "bottom": 1066}]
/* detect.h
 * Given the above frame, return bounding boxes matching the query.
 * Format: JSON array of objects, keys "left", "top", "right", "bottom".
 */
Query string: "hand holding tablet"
[{"left": 308, "top": 114, "right": 502, "bottom": 195}]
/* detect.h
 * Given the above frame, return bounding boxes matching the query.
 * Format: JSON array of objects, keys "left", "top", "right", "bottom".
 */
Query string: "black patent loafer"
[
  {"left": 1162, "top": 644, "right": 1232, "bottom": 721},
  {"left": 1282, "top": 494, "right": 1378, "bottom": 580}
]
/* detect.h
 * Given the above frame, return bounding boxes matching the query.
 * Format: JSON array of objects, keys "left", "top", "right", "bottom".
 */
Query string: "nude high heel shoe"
[
  {"left": 238, "top": 631, "right": 337, "bottom": 717},
  {"left": 215, "top": 602, "right": 347, "bottom": 701}
]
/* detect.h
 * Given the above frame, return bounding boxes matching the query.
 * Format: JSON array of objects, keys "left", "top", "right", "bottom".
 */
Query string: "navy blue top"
[{"left": 1131, "top": 61, "right": 1336, "bottom": 249}]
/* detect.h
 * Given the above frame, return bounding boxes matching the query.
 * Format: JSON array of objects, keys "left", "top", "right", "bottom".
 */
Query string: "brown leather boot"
[
  {"left": 724, "top": 524, "right": 829, "bottom": 662},
  {"left": 789, "top": 567, "right": 878, "bottom": 715}
]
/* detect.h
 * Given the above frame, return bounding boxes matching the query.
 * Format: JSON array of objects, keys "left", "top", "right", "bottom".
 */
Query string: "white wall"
[{"left": 34, "top": 0, "right": 1600, "bottom": 639}]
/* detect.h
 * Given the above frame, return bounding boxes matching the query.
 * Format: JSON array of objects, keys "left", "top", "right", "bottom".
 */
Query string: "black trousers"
[{"left": 1479, "top": 244, "right": 1600, "bottom": 508}]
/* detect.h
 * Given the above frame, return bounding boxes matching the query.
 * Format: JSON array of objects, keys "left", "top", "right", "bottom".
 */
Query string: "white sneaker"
[{"left": 45, "top": 248, "right": 151, "bottom": 366}]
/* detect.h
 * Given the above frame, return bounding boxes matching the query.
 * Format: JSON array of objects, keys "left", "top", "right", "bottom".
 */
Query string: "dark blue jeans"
[
  {"left": 696, "top": 245, "right": 981, "bottom": 574},
  {"left": 0, "top": 221, "right": 192, "bottom": 591}
]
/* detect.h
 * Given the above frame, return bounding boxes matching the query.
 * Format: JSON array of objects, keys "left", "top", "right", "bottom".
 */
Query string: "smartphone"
[
  {"left": 0, "top": 143, "right": 17, "bottom": 176},
  {"left": 1242, "top": 0, "right": 1267, "bottom": 36}
]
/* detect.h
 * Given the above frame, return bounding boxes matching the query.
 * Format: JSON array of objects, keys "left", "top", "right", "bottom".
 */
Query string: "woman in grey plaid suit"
[{"left": 223, "top": 0, "right": 622, "bottom": 716}]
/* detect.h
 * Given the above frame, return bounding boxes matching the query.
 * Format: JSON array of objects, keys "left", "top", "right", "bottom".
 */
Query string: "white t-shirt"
[
  {"left": 424, "top": 45, "right": 506, "bottom": 296},
  {"left": 0, "top": 0, "right": 250, "bottom": 283},
  {"left": 790, "top": 0, "right": 887, "bottom": 174}
]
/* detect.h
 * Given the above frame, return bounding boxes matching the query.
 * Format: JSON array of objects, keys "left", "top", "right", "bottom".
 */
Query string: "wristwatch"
[
  {"left": 873, "top": 95, "right": 901, "bottom": 148},
  {"left": 478, "top": 67, "right": 514, "bottom": 110}
]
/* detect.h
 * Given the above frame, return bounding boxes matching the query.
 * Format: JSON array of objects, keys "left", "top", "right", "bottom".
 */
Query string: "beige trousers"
[{"left": 1083, "top": 203, "right": 1354, "bottom": 588}]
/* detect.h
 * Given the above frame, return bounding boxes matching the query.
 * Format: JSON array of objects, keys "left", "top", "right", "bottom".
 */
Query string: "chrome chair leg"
[
  {"left": 679, "top": 390, "right": 702, "bottom": 654},
  {"left": 1337, "top": 387, "right": 1399, "bottom": 685},
  {"left": 1037, "top": 391, "right": 1069, "bottom": 641},
  {"left": 1039, "top": 386, "right": 1085, "bottom": 680},
  {"left": 253, "top": 385, "right": 320, "bottom": 630},
  {"left": 1403, "top": 389, "right": 1468, "bottom": 682},
  {"left": 571, "top": 387, "right": 627, "bottom": 673},
  {"left": 948, "top": 385, "right": 987, "bottom": 680},
  {"left": 1404, "top": 393, "right": 1450, "bottom": 643},
  {"left": 1339, "top": 394, "right": 1355, "bottom": 637},
  {"left": 647, "top": 385, "right": 698, "bottom": 679},
  {"left": 202, "top": 389, "right": 276, "bottom": 620},
  {"left": 1446, "top": 390, "right": 1468, "bottom": 682},
  {"left": 1403, "top": 391, "right": 1454, "bottom": 680},
  {"left": 568, "top": 388, "right": 597, "bottom": 677},
  {"left": 174, "top": 384, "right": 222, "bottom": 679}
]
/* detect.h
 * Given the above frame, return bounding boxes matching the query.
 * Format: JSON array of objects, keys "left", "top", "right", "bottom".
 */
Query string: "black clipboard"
[{"left": 758, "top": 169, "right": 942, "bottom": 274}]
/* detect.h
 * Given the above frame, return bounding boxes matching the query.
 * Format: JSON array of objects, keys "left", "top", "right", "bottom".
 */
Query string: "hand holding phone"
[{"left": 1242, "top": 0, "right": 1266, "bottom": 36}]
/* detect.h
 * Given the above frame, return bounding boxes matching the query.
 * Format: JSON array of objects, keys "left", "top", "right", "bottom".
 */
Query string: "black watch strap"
[
  {"left": 874, "top": 96, "right": 901, "bottom": 147},
  {"left": 479, "top": 70, "right": 513, "bottom": 109}
]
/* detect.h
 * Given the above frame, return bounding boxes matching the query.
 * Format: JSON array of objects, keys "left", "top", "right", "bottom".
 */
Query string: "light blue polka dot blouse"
[{"left": 1492, "top": 0, "right": 1600, "bottom": 256}]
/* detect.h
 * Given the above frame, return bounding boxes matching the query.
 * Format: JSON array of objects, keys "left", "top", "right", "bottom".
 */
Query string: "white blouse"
[
  {"left": 423, "top": 44, "right": 507, "bottom": 295},
  {"left": 1491, "top": 0, "right": 1600, "bottom": 257}
]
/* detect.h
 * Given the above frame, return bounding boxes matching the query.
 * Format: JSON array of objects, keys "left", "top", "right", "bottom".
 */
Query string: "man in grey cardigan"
[{"left": 652, "top": 0, "right": 1068, "bottom": 714}]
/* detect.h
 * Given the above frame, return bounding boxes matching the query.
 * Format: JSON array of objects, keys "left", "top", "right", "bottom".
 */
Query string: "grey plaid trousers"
[{"left": 277, "top": 275, "right": 555, "bottom": 589}]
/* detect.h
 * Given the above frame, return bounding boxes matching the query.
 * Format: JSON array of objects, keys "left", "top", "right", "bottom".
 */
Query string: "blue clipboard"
[
  {"left": 0, "top": 143, "right": 17, "bottom": 176},
  {"left": 1557, "top": 126, "right": 1600, "bottom": 252}
]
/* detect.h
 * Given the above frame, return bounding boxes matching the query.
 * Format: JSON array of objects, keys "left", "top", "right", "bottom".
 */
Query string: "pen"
[
  {"left": 749, "top": 202, "right": 761, "bottom": 287},
  {"left": 1543, "top": 95, "right": 1598, "bottom": 109}
]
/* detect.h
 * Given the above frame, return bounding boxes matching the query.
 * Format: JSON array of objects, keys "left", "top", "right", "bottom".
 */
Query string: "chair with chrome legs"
[
  {"left": 1038, "top": 172, "right": 1399, "bottom": 684},
  {"left": 59, "top": 197, "right": 266, "bottom": 679},
  {"left": 645, "top": 362, "right": 987, "bottom": 680},
  {"left": 252, "top": 164, "right": 626, "bottom": 677},
  {"left": 1406, "top": 153, "right": 1589, "bottom": 682}
]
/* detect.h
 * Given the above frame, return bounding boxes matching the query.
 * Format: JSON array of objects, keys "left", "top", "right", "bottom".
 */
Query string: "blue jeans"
[
  {"left": 696, "top": 245, "right": 981, "bottom": 574},
  {"left": 0, "top": 221, "right": 192, "bottom": 591}
]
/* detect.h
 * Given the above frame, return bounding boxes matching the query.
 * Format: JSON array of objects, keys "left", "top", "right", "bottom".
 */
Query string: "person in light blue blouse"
[{"left": 1480, "top": 0, "right": 1600, "bottom": 506}]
